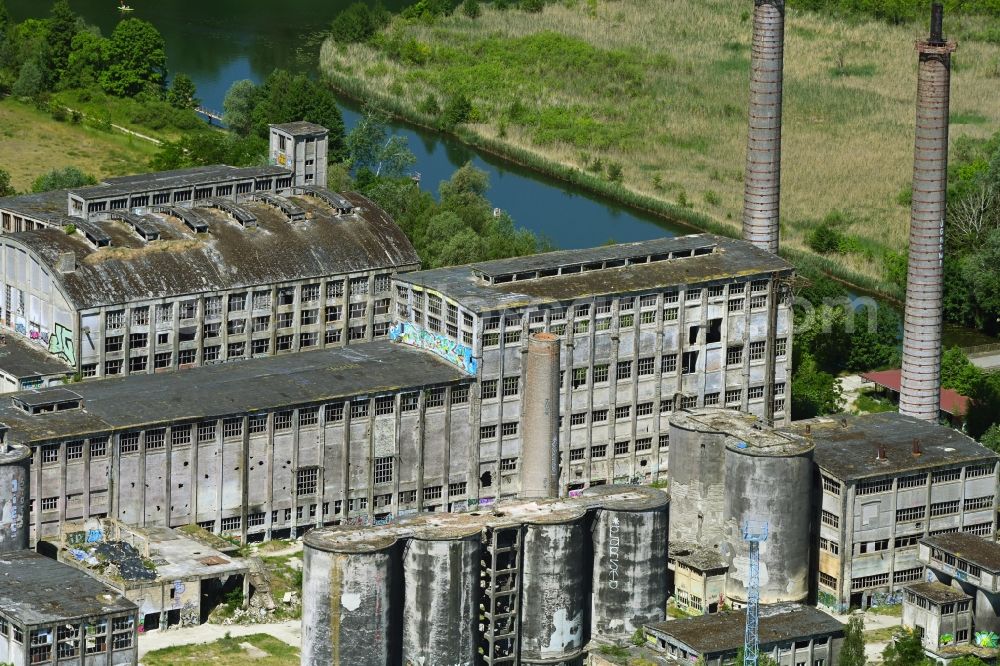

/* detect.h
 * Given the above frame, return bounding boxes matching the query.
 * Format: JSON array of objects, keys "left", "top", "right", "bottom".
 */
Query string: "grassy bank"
[
  {"left": 142, "top": 633, "right": 298, "bottom": 665},
  {"left": 0, "top": 98, "right": 157, "bottom": 191},
  {"left": 320, "top": 0, "right": 1000, "bottom": 292}
]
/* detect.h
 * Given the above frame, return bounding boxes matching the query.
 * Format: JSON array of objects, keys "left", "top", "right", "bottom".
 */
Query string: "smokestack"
[
  {"left": 519, "top": 333, "right": 561, "bottom": 499},
  {"left": 742, "top": 0, "right": 785, "bottom": 255},
  {"left": 899, "top": 3, "right": 956, "bottom": 422}
]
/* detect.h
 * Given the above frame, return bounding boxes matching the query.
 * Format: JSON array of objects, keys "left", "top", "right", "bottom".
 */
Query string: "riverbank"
[
  {"left": 320, "top": 0, "right": 1000, "bottom": 296},
  {"left": 0, "top": 98, "right": 158, "bottom": 191}
]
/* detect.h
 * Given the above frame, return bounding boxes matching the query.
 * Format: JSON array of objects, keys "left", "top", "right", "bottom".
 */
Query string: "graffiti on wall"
[
  {"left": 0, "top": 477, "right": 23, "bottom": 549},
  {"left": 389, "top": 321, "right": 478, "bottom": 375},
  {"left": 47, "top": 323, "right": 75, "bottom": 365}
]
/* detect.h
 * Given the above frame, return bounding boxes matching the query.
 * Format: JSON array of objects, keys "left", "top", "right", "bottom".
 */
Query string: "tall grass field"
[{"left": 320, "top": 0, "right": 1000, "bottom": 291}]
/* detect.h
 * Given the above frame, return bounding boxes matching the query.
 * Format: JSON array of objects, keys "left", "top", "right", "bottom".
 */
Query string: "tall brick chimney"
[
  {"left": 742, "top": 0, "right": 785, "bottom": 255},
  {"left": 899, "top": 3, "right": 956, "bottom": 421}
]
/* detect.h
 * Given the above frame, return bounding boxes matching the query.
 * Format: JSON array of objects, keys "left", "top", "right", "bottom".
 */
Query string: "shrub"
[
  {"left": 418, "top": 93, "right": 441, "bottom": 116},
  {"left": 440, "top": 93, "right": 473, "bottom": 129},
  {"left": 331, "top": 3, "right": 389, "bottom": 44},
  {"left": 808, "top": 223, "right": 844, "bottom": 254},
  {"left": 49, "top": 102, "right": 68, "bottom": 122},
  {"left": 703, "top": 189, "right": 721, "bottom": 206},
  {"left": 521, "top": 0, "right": 545, "bottom": 12},
  {"left": 463, "top": 0, "right": 481, "bottom": 18},
  {"left": 606, "top": 162, "right": 623, "bottom": 182}
]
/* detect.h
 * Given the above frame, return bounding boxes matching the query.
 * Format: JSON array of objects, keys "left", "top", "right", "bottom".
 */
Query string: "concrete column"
[
  {"left": 742, "top": 0, "right": 785, "bottom": 255},
  {"left": 0, "top": 444, "right": 31, "bottom": 553},
  {"left": 900, "top": 3, "right": 956, "bottom": 422},
  {"left": 519, "top": 333, "right": 561, "bottom": 499}
]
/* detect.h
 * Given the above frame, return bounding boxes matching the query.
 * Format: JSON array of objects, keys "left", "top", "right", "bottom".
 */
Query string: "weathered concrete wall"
[
  {"left": 590, "top": 501, "right": 669, "bottom": 641},
  {"left": 667, "top": 418, "right": 726, "bottom": 547},
  {"left": 723, "top": 445, "right": 813, "bottom": 604},
  {"left": 520, "top": 333, "right": 561, "bottom": 499},
  {"left": 0, "top": 444, "right": 30, "bottom": 553},
  {"left": 520, "top": 514, "right": 589, "bottom": 663},
  {"left": 301, "top": 539, "right": 399, "bottom": 666},
  {"left": 401, "top": 532, "right": 479, "bottom": 666}
]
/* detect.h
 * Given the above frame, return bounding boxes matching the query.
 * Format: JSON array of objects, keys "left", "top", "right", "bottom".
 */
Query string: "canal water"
[
  {"left": 7, "top": 0, "right": 685, "bottom": 249},
  {"left": 8, "top": 0, "right": 996, "bottom": 345}
]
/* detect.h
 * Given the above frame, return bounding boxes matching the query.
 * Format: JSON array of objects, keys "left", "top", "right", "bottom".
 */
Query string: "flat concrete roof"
[
  {"left": 0, "top": 189, "right": 79, "bottom": 225},
  {"left": 672, "top": 408, "right": 812, "bottom": 457},
  {"left": 669, "top": 541, "right": 728, "bottom": 573},
  {"left": 0, "top": 342, "right": 470, "bottom": 444},
  {"left": 396, "top": 234, "right": 793, "bottom": 313},
  {"left": 3, "top": 191, "right": 419, "bottom": 310},
  {"left": 786, "top": 413, "right": 997, "bottom": 482},
  {"left": 906, "top": 581, "right": 971, "bottom": 604},
  {"left": 70, "top": 165, "right": 290, "bottom": 201},
  {"left": 0, "top": 549, "right": 136, "bottom": 626},
  {"left": 305, "top": 485, "right": 667, "bottom": 554},
  {"left": 645, "top": 603, "right": 844, "bottom": 654},
  {"left": 922, "top": 532, "right": 1000, "bottom": 573},
  {"left": 271, "top": 121, "right": 329, "bottom": 136},
  {"left": 0, "top": 334, "right": 73, "bottom": 380}
]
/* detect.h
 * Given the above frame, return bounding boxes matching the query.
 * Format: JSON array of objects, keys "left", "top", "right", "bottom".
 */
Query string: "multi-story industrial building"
[
  {"left": 0, "top": 124, "right": 418, "bottom": 383},
  {"left": 917, "top": 531, "right": 1000, "bottom": 642},
  {"left": 0, "top": 342, "right": 477, "bottom": 543},
  {"left": 391, "top": 234, "right": 794, "bottom": 496},
  {"left": 794, "top": 413, "right": 1000, "bottom": 612}
]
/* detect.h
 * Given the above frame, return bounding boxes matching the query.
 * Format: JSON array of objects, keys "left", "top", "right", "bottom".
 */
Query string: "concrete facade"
[
  {"left": 0, "top": 190, "right": 418, "bottom": 380},
  {"left": 269, "top": 122, "right": 329, "bottom": 188},
  {"left": 920, "top": 532, "right": 1000, "bottom": 638},
  {"left": 393, "top": 234, "right": 794, "bottom": 500},
  {"left": 0, "top": 549, "right": 137, "bottom": 666},
  {"left": 668, "top": 542, "right": 729, "bottom": 615},
  {"left": 795, "top": 414, "right": 1000, "bottom": 612},
  {"left": 902, "top": 582, "right": 973, "bottom": 651}
]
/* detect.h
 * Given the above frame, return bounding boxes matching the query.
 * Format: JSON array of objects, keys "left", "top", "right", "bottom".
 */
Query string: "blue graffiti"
[{"left": 390, "top": 321, "right": 478, "bottom": 375}]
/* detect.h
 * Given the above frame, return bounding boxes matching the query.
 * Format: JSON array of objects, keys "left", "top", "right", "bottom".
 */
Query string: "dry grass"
[
  {"left": 321, "top": 0, "right": 1000, "bottom": 283},
  {"left": 0, "top": 98, "right": 157, "bottom": 192}
]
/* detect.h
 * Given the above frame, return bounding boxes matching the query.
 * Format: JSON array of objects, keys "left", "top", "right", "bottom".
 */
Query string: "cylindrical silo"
[
  {"left": 722, "top": 432, "right": 813, "bottom": 605},
  {"left": 401, "top": 525, "right": 481, "bottom": 666},
  {"left": 0, "top": 443, "right": 31, "bottom": 553},
  {"left": 520, "top": 332, "right": 561, "bottom": 499},
  {"left": 586, "top": 485, "right": 669, "bottom": 641},
  {"left": 668, "top": 409, "right": 750, "bottom": 548},
  {"left": 520, "top": 508, "right": 589, "bottom": 665},
  {"left": 301, "top": 529, "right": 400, "bottom": 666}
]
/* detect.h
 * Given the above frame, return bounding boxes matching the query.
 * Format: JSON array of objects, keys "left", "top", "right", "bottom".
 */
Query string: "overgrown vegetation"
[
  {"left": 142, "top": 633, "right": 298, "bottom": 666},
  {"left": 320, "top": 0, "right": 1000, "bottom": 294}
]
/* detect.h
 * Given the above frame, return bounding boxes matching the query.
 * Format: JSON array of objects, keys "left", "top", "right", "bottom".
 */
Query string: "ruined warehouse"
[
  {"left": 0, "top": 187, "right": 418, "bottom": 383},
  {"left": 391, "top": 234, "right": 794, "bottom": 495},
  {"left": 0, "top": 342, "right": 481, "bottom": 544}
]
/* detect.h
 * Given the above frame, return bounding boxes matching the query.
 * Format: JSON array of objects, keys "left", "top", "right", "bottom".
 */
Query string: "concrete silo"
[
  {"left": 401, "top": 524, "right": 481, "bottom": 666},
  {"left": 586, "top": 485, "right": 669, "bottom": 641},
  {"left": 0, "top": 441, "right": 31, "bottom": 553},
  {"left": 722, "top": 427, "right": 813, "bottom": 605},
  {"left": 301, "top": 529, "right": 400, "bottom": 666},
  {"left": 520, "top": 507, "right": 590, "bottom": 665}
]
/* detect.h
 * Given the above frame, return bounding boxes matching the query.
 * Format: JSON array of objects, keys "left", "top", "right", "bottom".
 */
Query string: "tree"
[
  {"left": 982, "top": 424, "right": 1000, "bottom": 454},
  {"left": 11, "top": 56, "right": 46, "bottom": 98},
  {"left": 0, "top": 0, "right": 9, "bottom": 36},
  {"left": 840, "top": 615, "right": 866, "bottom": 666},
  {"left": 330, "top": 3, "right": 389, "bottom": 44},
  {"left": 882, "top": 629, "right": 928, "bottom": 666},
  {"left": 30, "top": 167, "right": 96, "bottom": 193},
  {"left": 61, "top": 30, "right": 107, "bottom": 89},
  {"left": 151, "top": 131, "right": 267, "bottom": 171},
  {"left": 844, "top": 304, "right": 901, "bottom": 372},
  {"left": 249, "top": 70, "right": 346, "bottom": 156},
  {"left": 345, "top": 110, "right": 416, "bottom": 178},
  {"left": 960, "top": 228, "right": 1000, "bottom": 335},
  {"left": 222, "top": 79, "right": 259, "bottom": 136},
  {"left": 100, "top": 18, "right": 167, "bottom": 97},
  {"left": 46, "top": 0, "right": 79, "bottom": 83},
  {"left": 166, "top": 73, "right": 198, "bottom": 110},
  {"left": 791, "top": 353, "right": 843, "bottom": 419},
  {"left": 463, "top": 0, "right": 482, "bottom": 18},
  {"left": 0, "top": 168, "right": 15, "bottom": 197},
  {"left": 941, "top": 346, "right": 983, "bottom": 396}
]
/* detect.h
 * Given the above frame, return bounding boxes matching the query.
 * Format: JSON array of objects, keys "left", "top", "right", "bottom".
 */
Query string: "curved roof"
[{"left": 4, "top": 192, "right": 418, "bottom": 310}]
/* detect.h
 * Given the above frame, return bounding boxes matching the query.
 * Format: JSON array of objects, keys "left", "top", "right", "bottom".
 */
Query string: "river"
[
  {"left": 7, "top": 0, "right": 996, "bottom": 346},
  {"left": 7, "top": 0, "right": 684, "bottom": 249}
]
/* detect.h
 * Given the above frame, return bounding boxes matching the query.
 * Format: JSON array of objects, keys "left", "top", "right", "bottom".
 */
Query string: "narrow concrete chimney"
[
  {"left": 876, "top": 445, "right": 887, "bottom": 461},
  {"left": 899, "top": 3, "right": 956, "bottom": 422},
  {"left": 519, "top": 332, "right": 561, "bottom": 499},
  {"left": 912, "top": 438, "right": 922, "bottom": 456},
  {"left": 742, "top": 0, "right": 785, "bottom": 255},
  {"left": 56, "top": 251, "right": 76, "bottom": 274}
]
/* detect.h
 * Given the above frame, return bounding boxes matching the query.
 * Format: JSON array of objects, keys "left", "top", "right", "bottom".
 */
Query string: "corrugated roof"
[
  {"left": 860, "top": 368, "right": 970, "bottom": 416},
  {"left": 4, "top": 192, "right": 419, "bottom": 310}
]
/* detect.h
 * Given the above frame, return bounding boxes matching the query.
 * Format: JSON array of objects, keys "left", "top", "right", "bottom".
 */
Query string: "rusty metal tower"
[
  {"left": 900, "top": 3, "right": 956, "bottom": 422},
  {"left": 742, "top": 0, "right": 785, "bottom": 255}
]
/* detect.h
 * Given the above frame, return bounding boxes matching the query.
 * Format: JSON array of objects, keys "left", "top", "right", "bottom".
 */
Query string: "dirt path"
[{"left": 138, "top": 619, "right": 301, "bottom": 661}]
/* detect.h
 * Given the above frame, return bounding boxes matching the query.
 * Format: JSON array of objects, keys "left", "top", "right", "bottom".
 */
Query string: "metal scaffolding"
[{"left": 742, "top": 520, "right": 769, "bottom": 666}]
